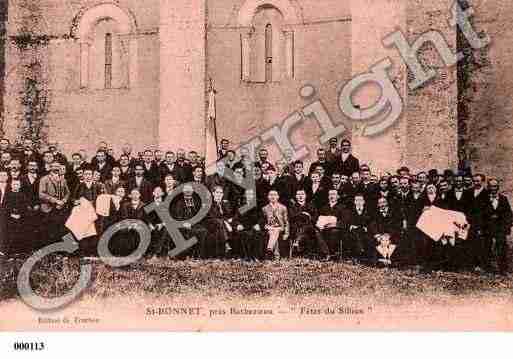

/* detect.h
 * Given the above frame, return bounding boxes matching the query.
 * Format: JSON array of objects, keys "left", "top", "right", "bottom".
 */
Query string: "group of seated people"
[{"left": 0, "top": 136, "right": 511, "bottom": 274}]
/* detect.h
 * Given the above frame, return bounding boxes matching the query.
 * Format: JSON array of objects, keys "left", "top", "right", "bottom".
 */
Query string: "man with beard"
[
  {"left": 333, "top": 139, "right": 360, "bottom": 177},
  {"left": 39, "top": 161, "right": 70, "bottom": 244},
  {"left": 0, "top": 152, "right": 12, "bottom": 172},
  {"left": 288, "top": 188, "right": 329, "bottom": 259},
  {"left": 19, "top": 138, "right": 42, "bottom": 169},
  {"left": 21, "top": 160, "right": 40, "bottom": 211},
  {"left": 256, "top": 148, "right": 274, "bottom": 172},
  {"left": 176, "top": 148, "right": 193, "bottom": 182},
  {"left": 234, "top": 147, "right": 254, "bottom": 175},
  {"left": 48, "top": 143, "right": 69, "bottom": 168},
  {"left": 483, "top": 178, "right": 512, "bottom": 274},
  {"left": 308, "top": 148, "right": 332, "bottom": 177},
  {"left": 170, "top": 183, "right": 208, "bottom": 259},
  {"left": 8, "top": 159, "right": 22, "bottom": 182},
  {"left": 325, "top": 137, "right": 340, "bottom": 165}
]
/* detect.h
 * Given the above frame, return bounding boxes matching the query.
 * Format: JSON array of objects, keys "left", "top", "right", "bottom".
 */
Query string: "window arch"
[
  {"left": 72, "top": 3, "right": 138, "bottom": 89},
  {"left": 239, "top": 0, "right": 301, "bottom": 82}
]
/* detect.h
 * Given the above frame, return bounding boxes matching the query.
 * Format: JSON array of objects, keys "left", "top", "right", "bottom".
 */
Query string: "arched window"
[
  {"left": 239, "top": 0, "right": 301, "bottom": 83},
  {"left": 265, "top": 23, "right": 273, "bottom": 82},
  {"left": 105, "top": 33, "right": 113, "bottom": 89},
  {"left": 73, "top": 4, "right": 138, "bottom": 90}
]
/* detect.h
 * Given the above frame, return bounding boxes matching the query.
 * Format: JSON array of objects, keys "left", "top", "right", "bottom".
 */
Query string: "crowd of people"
[{"left": 0, "top": 136, "right": 511, "bottom": 274}]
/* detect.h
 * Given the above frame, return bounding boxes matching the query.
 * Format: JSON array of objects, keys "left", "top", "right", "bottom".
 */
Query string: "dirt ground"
[{"left": 1, "top": 255, "right": 513, "bottom": 330}]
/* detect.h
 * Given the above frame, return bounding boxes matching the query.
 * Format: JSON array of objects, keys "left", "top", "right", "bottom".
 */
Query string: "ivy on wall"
[{"left": 456, "top": 0, "right": 491, "bottom": 174}]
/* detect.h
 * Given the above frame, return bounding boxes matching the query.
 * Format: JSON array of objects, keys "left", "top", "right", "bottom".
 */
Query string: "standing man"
[
  {"left": 333, "top": 139, "right": 360, "bottom": 177},
  {"left": 325, "top": 137, "right": 340, "bottom": 165},
  {"left": 483, "top": 178, "right": 512, "bottom": 274}
]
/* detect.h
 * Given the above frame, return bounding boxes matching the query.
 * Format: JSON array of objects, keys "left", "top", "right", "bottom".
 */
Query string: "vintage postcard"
[{"left": 1, "top": 0, "right": 513, "bottom": 334}]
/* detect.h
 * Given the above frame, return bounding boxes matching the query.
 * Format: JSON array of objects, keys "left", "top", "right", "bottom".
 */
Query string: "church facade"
[{"left": 0, "top": 0, "right": 512, "bottom": 194}]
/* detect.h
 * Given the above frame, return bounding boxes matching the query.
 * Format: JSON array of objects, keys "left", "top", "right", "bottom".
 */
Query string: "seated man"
[
  {"left": 370, "top": 197, "right": 401, "bottom": 266},
  {"left": 147, "top": 186, "right": 169, "bottom": 258},
  {"left": 347, "top": 193, "right": 373, "bottom": 263},
  {"left": 170, "top": 183, "right": 208, "bottom": 259},
  {"left": 233, "top": 188, "right": 264, "bottom": 261},
  {"left": 316, "top": 189, "right": 349, "bottom": 259},
  {"left": 205, "top": 185, "right": 234, "bottom": 259},
  {"left": 288, "top": 188, "right": 329, "bottom": 259},
  {"left": 261, "top": 190, "right": 289, "bottom": 260}
]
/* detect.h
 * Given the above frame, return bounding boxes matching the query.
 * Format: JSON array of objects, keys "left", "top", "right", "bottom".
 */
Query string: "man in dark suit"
[
  {"left": 347, "top": 193, "right": 373, "bottom": 262},
  {"left": 205, "top": 160, "right": 231, "bottom": 200},
  {"left": 38, "top": 162, "right": 70, "bottom": 245},
  {"left": 317, "top": 189, "right": 348, "bottom": 258},
  {"left": 118, "top": 154, "right": 133, "bottom": 182},
  {"left": 325, "top": 137, "right": 340, "bottom": 165},
  {"left": 19, "top": 138, "right": 42, "bottom": 170},
  {"left": 127, "top": 164, "right": 154, "bottom": 204},
  {"left": 175, "top": 149, "right": 193, "bottom": 182},
  {"left": 141, "top": 149, "right": 160, "bottom": 186},
  {"left": 288, "top": 188, "right": 328, "bottom": 259},
  {"left": 468, "top": 173, "right": 489, "bottom": 271},
  {"left": 170, "top": 183, "right": 208, "bottom": 259},
  {"left": 370, "top": 197, "right": 401, "bottom": 266},
  {"left": 333, "top": 139, "right": 360, "bottom": 177},
  {"left": 483, "top": 178, "right": 512, "bottom": 274},
  {"left": 0, "top": 170, "right": 9, "bottom": 254},
  {"left": 93, "top": 150, "right": 112, "bottom": 183},
  {"left": 218, "top": 138, "right": 230, "bottom": 159},
  {"left": 306, "top": 171, "right": 328, "bottom": 210},
  {"left": 289, "top": 160, "right": 308, "bottom": 204},
  {"left": 308, "top": 148, "right": 333, "bottom": 177},
  {"left": 205, "top": 186, "right": 234, "bottom": 258},
  {"left": 233, "top": 188, "right": 264, "bottom": 260}
]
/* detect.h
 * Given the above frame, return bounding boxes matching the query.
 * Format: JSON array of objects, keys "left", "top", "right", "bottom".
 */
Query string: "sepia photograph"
[{"left": 0, "top": 0, "right": 513, "bottom": 338}]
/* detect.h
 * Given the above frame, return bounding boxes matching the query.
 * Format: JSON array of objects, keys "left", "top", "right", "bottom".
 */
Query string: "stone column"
[
  {"left": 240, "top": 27, "right": 252, "bottom": 82},
  {"left": 80, "top": 42, "right": 89, "bottom": 88},
  {"left": 350, "top": 0, "right": 408, "bottom": 175},
  {"left": 283, "top": 28, "right": 294, "bottom": 79},
  {"left": 159, "top": 0, "right": 207, "bottom": 151}
]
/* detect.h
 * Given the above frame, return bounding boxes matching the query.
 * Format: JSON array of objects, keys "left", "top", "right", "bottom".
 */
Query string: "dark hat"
[{"left": 428, "top": 169, "right": 439, "bottom": 177}]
